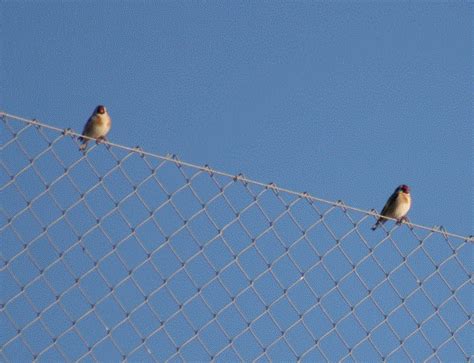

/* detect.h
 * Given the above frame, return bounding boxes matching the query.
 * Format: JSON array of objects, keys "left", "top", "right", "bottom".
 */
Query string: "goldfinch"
[
  {"left": 372, "top": 184, "right": 411, "bottom": 230},
  {"left": 79, "top": 105, "right": 111, "bottom": 151}
]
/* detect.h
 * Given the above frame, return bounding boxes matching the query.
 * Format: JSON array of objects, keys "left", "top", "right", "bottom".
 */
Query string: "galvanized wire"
[{"left": 1, "top": 112, "right": 472, "bottom": 362}]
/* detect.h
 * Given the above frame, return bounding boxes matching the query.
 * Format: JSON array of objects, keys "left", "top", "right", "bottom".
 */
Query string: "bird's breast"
[
  {"left": 97, "top": 114, "right": 111, "bottom": 129},
  {"left": 394, "top": 193, "right": 411, "bottom": 218},
  {"left": 400, "top": 193, "right": 411, "bottom": 206}
]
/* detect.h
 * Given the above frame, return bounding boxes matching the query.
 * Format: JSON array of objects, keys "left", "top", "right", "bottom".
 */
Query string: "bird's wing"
[
  {"left": 81, "top": 115, "right": 96, "bottom": 137},
  {"left": 380, "top": 191, "right": 398, "bottom": 217}
]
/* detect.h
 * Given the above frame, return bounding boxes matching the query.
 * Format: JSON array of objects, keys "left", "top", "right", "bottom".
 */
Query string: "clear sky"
[
  {"left": 2, "top": 1, "right": 471, "bottom": 236},
  {"left": 1, "top": 1, "right": 472, "bottom": 361}
]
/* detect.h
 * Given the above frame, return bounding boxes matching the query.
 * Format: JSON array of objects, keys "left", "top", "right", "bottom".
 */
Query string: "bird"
[
  {"left": 371, "top": 184, "right": 411, "bottom": 230},
  {"left": 79, "top": 105, "right": 111, "bottom": 151}
]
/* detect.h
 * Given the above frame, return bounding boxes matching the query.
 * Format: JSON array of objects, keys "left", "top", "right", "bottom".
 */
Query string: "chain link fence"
[{"left": 1, "top": 112, "right": 472, "bottom": 362}]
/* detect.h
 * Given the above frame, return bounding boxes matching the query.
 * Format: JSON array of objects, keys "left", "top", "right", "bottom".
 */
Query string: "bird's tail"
[
  {"left": 78, "top": 136, "right": 88, "bottom": 151},
  {"left": 371, "top": 217, "right": 386, "bottom": 231}
]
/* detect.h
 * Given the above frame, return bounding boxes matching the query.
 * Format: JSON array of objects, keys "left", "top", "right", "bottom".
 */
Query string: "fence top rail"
[{"left": 1, "top": 110, "right": 472, "bottom": 242}]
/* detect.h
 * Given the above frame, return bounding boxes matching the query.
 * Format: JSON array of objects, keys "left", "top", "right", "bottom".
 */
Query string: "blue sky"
[
  {"left": 2, "top": 1, "right": 471, "bottom": 235},
  {"left": 1, "top": 1, "right": 472, "bottom": 361}
]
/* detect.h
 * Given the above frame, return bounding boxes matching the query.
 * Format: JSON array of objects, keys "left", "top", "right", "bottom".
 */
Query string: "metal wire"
[{"left": 1, "top": 112, "right": 472, "bottom": 362}]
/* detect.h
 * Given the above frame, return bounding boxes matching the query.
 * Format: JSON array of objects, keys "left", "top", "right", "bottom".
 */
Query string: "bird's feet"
[
  {"left": 96, "top": 136, "right": 108, "bottom": 144},
  {"left": 396, "top": 216, "right": 409, "bottom": 225}
]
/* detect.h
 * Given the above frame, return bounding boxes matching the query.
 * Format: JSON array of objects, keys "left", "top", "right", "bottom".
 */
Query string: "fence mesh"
[{"left": 1, "top": 112, "right": 472, "bottom": 362}]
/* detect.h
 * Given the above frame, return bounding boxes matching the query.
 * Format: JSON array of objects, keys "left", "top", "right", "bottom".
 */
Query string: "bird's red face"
[
  {"left": 96, "top": 105, "right": 106, "bottom": 114},
  {"left": 400, "top": 185, "right": 410, "bottom": 194}
]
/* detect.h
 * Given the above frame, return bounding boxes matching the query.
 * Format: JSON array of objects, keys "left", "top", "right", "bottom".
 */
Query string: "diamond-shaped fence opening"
[{"left": 1, "top": 112, "right": 472, "bottom": 362}]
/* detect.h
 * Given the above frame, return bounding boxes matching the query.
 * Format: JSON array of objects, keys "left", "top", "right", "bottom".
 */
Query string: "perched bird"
[
  {"left": 79, "top": 105, "right": 111, "bottom": 151},
  {"left": 372, "top": 184, "right": 411, "bottom": 230}
]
